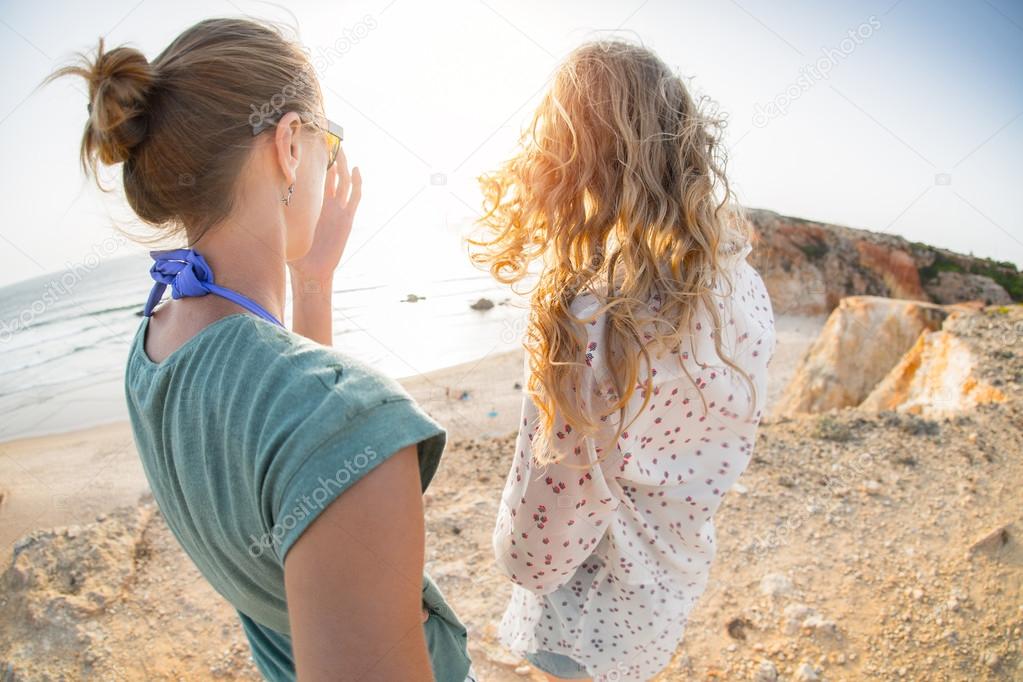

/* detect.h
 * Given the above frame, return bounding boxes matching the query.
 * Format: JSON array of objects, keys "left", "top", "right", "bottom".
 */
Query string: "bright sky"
[{"left": 0, "top": 0, "right": 1021, "bottom": 288}]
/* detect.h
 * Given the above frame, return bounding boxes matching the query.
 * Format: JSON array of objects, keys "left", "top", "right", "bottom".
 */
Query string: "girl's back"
[
  {"left": 493, "top": 243, "right": 775, "bottom": 679},
  {"left": 471, "top": 39, "right": 778, "bottom": 679}
]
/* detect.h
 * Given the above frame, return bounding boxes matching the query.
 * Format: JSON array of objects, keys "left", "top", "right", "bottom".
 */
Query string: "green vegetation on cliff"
[{"left": 915, "top": 248, "right": 1023, "bottom": 302}]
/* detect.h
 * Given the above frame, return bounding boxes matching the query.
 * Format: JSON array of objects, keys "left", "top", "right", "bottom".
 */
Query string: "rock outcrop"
[
  {"left": 776, "top": 296, "right": 1011, "bottom": 418},
  {"left": 773, "top": 297, "right": 953, "bottom": 415},
  {"left": 861, "top": 327, "right": 1007, "bottom": 418},
  {"left": 1, "top": 503, "right": 154, "bottom": 630},
  {"left": 0, "top": 496, "right": 260, "bottom": 680},
  {"left": 924, "top": 270, "right": 1013, "bottom": 306},
  {"left": 748, "top": 209, "right": 1022, "bottom": 315},
  {"left": 0, "top": 503, "right": 157, "bottom": 677}
]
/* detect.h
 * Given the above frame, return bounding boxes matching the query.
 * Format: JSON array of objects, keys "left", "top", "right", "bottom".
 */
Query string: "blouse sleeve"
[{"left": 492, "top": 321, "right": 625, "bottom": 596}]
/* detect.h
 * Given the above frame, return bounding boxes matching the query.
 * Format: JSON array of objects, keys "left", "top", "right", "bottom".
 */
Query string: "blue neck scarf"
[{"left": 142, "top": 248, "right": 285, "bottom": 328}]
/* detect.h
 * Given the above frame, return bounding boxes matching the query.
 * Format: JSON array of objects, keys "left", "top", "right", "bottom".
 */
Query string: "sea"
[{"left": 0, "top": 251, "right": 529, "bottom": 443}]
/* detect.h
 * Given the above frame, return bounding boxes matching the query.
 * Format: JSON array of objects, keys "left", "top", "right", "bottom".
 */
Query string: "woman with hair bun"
[
  {"left": 472, "top": 40, "right": 777, "bottom": 681},
  {"left": 46, "top": 17, "right": 476, "bottom": 682}
]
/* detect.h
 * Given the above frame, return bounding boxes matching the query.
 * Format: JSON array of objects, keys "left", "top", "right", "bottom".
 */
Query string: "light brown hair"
[
  {"left": 469, "top": 39, "right": 755, "bottom": 465},
  {"left": 43, "top": 17, "right": 323, "bottom": 243}
]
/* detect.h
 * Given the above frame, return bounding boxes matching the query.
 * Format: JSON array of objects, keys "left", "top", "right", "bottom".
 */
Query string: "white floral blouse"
[{"left": 492, "top": 243, "right": 776, "bottom": 681}]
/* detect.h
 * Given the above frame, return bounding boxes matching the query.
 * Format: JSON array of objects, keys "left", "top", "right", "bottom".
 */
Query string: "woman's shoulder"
[
  {"left": 136, "top": 313, "right": 416, "bottom": 419},
  {"left": 240, "top": 316, "right": 415, "bottom": 410}
]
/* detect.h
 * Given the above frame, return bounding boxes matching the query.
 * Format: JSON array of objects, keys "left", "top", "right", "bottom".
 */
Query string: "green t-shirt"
[{"left": 124, "top": 313, "right": 472, "bottom": 681}]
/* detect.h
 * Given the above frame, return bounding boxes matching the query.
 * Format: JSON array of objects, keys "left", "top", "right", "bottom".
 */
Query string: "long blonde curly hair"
[{"left": 469, "top": 39, "right": 755, "bottom": 465}]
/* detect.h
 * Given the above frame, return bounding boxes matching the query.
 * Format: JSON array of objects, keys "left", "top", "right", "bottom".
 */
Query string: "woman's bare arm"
[
  {"left": 289, "top": 270, "right": 334, "bottom": 345},
  {"left": 283, "top": 444, "right": 433, "bottom": 681}
]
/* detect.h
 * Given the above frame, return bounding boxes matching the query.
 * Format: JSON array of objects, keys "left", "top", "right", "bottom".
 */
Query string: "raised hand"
[
  {"left": 288, "top": 149, "right": 362, "bottom": 345},
  {"left": 289, "top": 148, "right": 362, "bottom": 288}
]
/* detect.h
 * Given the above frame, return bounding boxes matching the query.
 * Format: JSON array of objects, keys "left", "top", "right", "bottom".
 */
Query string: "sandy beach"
[{"left": 2, "top": 309, "right": 1021, "bottom": 680}]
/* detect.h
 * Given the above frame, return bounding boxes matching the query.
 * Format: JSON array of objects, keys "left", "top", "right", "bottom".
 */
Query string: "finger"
[
  {"left": 337, "top": 146, "right": 350, "bottom": 182},
  {"left": 336, "top": 174, "right": 350, "bottom": 209},
  {"left": 336, "top": 147, "right": 351, "bottom": 201},
  {"left": 347, "top": 166, "right": 363, "bottom": 213},
  {"left": 323, "top": 162, "right": 338, "bottom": 200},
  {"left": 422, "top": 607, "right": 429, "bottom": 623}
]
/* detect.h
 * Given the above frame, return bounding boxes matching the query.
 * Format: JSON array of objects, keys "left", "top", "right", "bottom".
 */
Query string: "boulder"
[
  {"left": 860, "top": 326, "right": 1007, "bottom": 418},
  {"left": 773, "top": 297, "right": 950, "bottom": 415}
]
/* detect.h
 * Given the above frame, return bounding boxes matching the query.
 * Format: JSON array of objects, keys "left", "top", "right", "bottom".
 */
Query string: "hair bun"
[{"left": 84, "top": 37, "right": 156, "bottom": 165}]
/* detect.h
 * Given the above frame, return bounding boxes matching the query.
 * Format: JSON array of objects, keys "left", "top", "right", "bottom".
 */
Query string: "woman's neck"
[{"left": 189, "top": 216, "right": 289, "bottom": 324}]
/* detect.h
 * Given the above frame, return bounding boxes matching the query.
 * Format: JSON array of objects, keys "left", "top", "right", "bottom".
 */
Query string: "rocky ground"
[{"left": 1, "top": 306, "right": 1021, "bottom": 681}]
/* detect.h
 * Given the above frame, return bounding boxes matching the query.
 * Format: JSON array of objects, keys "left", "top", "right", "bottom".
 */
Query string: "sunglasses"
[{"left": 251, "top": 110, "right": 344, "bottom": 170}]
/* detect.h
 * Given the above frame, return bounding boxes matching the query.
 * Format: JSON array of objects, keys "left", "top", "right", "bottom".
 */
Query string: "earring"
[{"left": 281, "top": 183, "right": 295, "bottom": 206}]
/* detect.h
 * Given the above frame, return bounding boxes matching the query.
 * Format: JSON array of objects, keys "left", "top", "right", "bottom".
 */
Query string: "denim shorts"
[{"left": 525, "top": 649, "right": 590, "bottom": 678}]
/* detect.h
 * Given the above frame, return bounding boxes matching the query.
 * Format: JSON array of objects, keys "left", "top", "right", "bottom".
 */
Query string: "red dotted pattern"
[{"left": 492, "top": 251, "right": 777, "bottom": 680}]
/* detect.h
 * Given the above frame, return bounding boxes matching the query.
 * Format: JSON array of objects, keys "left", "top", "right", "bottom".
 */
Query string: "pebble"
[
  {"left": 982, "top": 650, "right": 1000, "bottom": 669},
  {"left": 470, "top": 297, "right": 495, "bottom": 311},
  {"left": 782, "top": 603, "right": 817, "bottom": 635},
  {"left": 793, "top": 662, "right": 818, "bottom": 681},
  {"left": 802, "top": 613, "right": 840, "bottom": 638},
  {"left": 753, "top": 659, "right": 778, "bottom": 682},
  {"left": 760, "top": 573, "right": 795, "bottom": 598}
]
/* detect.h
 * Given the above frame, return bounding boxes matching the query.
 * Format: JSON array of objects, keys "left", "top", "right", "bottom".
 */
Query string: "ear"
[{"left": 273, "top": 111, "right": 305, "bottom": 185}]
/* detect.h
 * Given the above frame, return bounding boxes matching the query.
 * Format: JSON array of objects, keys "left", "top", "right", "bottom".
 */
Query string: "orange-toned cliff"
[{"left": 748, "top": 209, "right": 1020, "bottom": 315}]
